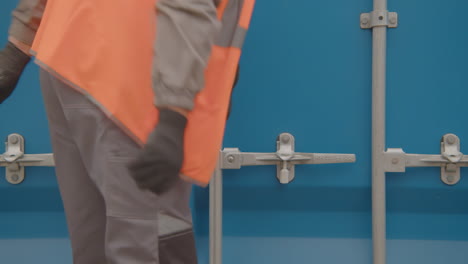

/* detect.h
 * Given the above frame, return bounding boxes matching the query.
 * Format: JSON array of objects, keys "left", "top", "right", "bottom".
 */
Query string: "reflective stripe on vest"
[{"left": 31, "top": 0, "right": 255, "bottom": 186}]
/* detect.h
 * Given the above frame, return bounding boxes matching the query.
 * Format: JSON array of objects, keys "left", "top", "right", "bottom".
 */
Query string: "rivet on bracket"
[{"left": 360, "top": 11, "right": 398, "bottom": 29}]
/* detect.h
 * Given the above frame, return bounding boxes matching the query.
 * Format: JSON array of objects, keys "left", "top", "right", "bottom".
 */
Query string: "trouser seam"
[
  {"left": 159, "top": 229, "right": 193, "bottom": 241},
  {"left": 107, "top": 214, "right": 157, "bottom": 221}
]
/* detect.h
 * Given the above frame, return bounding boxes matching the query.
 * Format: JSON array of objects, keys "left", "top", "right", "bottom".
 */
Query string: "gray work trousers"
[{"left": 39, "top": 69, "right": 198, "bottom": 264}]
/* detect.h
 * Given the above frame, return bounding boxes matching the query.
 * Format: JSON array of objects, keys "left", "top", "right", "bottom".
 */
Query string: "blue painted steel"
[{"left": 2, "top": 0, "right": 468, "bottom": 263}]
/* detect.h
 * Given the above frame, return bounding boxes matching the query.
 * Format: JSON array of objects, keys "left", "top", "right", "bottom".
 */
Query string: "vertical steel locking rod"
[
  {"left": 210, "top": 161, "right": 223, "bottom": 264},
  {"left": 372, "top": 0, "right": 388, "bottom": 263}
]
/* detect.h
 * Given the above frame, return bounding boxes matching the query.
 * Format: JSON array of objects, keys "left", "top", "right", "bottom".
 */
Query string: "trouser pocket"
[{"left": 159, "top": 228, "right": 198, "bottom": 264}]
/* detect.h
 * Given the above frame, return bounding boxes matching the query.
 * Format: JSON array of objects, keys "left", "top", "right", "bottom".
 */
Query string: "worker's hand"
[
  {"left": 0, "top": 42, "right": 30, "bottom": 103},
  {"left": 129, "top": 108, "right": 187, "bottom": 195}
]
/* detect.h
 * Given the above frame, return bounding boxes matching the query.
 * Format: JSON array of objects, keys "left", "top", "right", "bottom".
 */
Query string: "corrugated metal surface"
[{"left": 1, "top": 0, "right": 468, "bottom": 263}]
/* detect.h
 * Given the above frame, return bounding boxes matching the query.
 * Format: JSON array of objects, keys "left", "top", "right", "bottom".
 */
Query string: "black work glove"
[
  {"left": 0, "top": 42, "right": 30, "bottom": 103},
  {"left": 129, "top": 108, "right": 187, "bottom": 195}
]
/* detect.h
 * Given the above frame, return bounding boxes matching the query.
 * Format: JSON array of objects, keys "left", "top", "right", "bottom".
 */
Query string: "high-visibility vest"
[{"left": 31, "top": 0, "right": 255, "bottom": 186}]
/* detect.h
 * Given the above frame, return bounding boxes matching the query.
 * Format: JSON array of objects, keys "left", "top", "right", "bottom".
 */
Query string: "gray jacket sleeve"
[
  {"left": 152, "top": 0, "right": 221, "bottom": 111},
  {"left": 9, "top": 0, "right": 47, "bottom": 46}
]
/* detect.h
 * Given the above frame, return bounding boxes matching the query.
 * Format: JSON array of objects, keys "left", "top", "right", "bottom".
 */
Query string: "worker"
[{"left": 0, "top": 0, "right": 254, "bottom": 263}]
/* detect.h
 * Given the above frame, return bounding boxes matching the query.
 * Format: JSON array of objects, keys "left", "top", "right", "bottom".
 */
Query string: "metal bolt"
[
  {"left": 10, "top": 174, "right": 19, "bottom": 182},
  {"left": 446, "top": 135, "right": 456, "bottom": 145},
  {"left": 361, "top": 17, "right": 369, "bottom": 24},
  {"left": 227, "top": 155, "right": 235, "bottom": 163},
  {"left": 446, "top": 174, "right": 455, "bottom": 184},
  {"left": 389, "top": 16, "right": 397, "bottom": 24},
  {"left": 10, "top": 135, "right": 19, "bottom": 144},
  {"left": 281, "top": 135, "right": 290, "bottom": 144},
  {"left": 392, "top": 158, "right": 399, "bottom": 165}
]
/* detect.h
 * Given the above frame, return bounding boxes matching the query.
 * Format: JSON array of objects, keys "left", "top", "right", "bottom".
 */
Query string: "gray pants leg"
[{"left": 39, "top": 69, "right": 197, "bottom": 264}]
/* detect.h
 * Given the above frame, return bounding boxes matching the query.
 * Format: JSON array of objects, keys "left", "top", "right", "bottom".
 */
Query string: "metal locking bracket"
[
  {"left": 360, "top": 10, "right": 398, "bottom": 29},
  {"left": 0, "top": 134, "right": 55, "bottom": 184},
  {"left": 220, "top": 133, "right": 356, "bottom": 184},
  {"left": 384, "top": 134, "right": 468, "bottom": 185},
  {"left": 210, "top": 133, "right": 357, "bottom": 264}
]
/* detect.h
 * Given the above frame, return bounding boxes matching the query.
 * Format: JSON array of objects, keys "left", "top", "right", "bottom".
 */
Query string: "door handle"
[
  {"left": 221, "top": 133, "right": 356, "bottom": 184},
  {"left": 0, "top": 134, "right": 55, "bottom": 184},
  {"left": 384, "top": 133, "right": 468, "bottom": 185}
]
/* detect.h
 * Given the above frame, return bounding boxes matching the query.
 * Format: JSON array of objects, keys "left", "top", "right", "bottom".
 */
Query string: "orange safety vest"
[{"left": 31, "top": 0, "right": 255, "bottom": 186}]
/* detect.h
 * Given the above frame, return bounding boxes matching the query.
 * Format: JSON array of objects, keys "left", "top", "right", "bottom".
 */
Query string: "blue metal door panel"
[
  {"left": 194, "top": 0, "right": 468, "bottom": 263},
  {"left": 1, "top": 0, "right": 468, "bottom": 263},
  {"left": 385, "top": 0, "right": 468, "bottom": 241}
]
